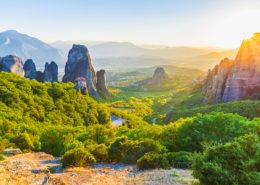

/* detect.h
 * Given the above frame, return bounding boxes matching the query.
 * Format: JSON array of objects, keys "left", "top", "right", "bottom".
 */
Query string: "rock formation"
[
  {"left": 203, "top": 58, "right": 234, "bottom": 103},
  {"left": 0, "top": 55, "right": 24, "bottom": 76},
  {"left": 137, "top": 67, "right": 169, "bottom": 88},
  {"left": 43, "top": 61, "right": 58, "bottom": 82},
  {"left": 203, "top": 33, "right": 260, "bottom": 103},
  {"left": 62, "top": 44, "right": 99, "bottom": 97},
  {"left": 23, "top": 59, "right": 37, "bottom": 79},
  {"left": 36, "top": 71, "right": 44, "bottom": 82},
  {"left": 96, "top": 69, "right": 111, "bottom": 97}
]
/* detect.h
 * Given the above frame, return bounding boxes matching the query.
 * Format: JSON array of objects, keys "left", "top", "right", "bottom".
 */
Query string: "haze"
[{"left": 1, "top": 0, "right": 260, "bottom": 48}]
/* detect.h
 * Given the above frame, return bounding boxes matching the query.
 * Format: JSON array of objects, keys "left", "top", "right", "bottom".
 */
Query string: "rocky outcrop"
[
  {"left": 222, "top": 33, "right": 260, "bottom": 101},
  {"left": 137, "top": 67, "right": 169, "bottom": 88},
  {"left": 23, "top": 59, "right": 37, "bottom": 79},
  {"left": 96, "top": 69, "right": 111, "bottom": 97},
  {"left": 203, "top": 33, "right": 260, "bottom": 103},
  {"left": 62, "top": 44, "right": 99, "bottom": 97},
  {"left": 203, "top": 58, "right": 234, "bottom": 103},
  {"left": 0, "top": 55, "right": 24, "bottom": 76},
  {"left": 43, "top": 61, "right": 58, "bottom": 82}
]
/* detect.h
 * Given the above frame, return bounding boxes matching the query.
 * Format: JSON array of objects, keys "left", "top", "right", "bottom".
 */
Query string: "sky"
[{"left": 1, "top": 0, "right": 260, "bottom": 48}]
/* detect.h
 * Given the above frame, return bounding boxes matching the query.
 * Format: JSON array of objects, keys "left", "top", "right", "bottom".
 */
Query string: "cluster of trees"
[{"left": 0, "top": 72, "right": 259, "bottom": 184}]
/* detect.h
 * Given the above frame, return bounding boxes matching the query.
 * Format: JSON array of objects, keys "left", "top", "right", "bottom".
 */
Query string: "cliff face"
[
  {"left": 222, "top": 33, "right": 260, "bottom": 101},
  {"left": 203, "top": 33, "right": 260, "bottom": 103},
  {"left": 96, "top": 69, "right": 111, "bottom": 97},
  {"left": 24, "top": 59, "right": 37, "bottom": 80},
  {"left": 203, "top": 58, "right": 234, "bottom": 103},
  {"left": 62, "top": 44, "right": 99, "bottom": 97},
  {"left": 0, "top": 55, "right": 24, "bottom": 76}
]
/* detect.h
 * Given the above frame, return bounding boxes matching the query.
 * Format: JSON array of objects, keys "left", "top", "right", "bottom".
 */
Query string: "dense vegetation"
[
  {"left": 193, "top": 134, "right": 260, "bottom": 185},
  {"left": 0, "top": 71, "right": 259, "bottom": 184}
]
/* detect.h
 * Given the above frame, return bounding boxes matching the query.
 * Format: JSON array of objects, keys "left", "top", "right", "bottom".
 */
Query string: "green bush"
[
  {"left": 137, "top": 152, "right": 169, "bottom": 170},
  {"left": 165, "top": 151, "right": 193, "bottom": 169},
  {"left": 192, "top": 134, "right": 260, "bottom": 185},
  {"left": 62, "top": 148, "right": 96, "bottom": 168},
  {"left": 108, "top": 136, "right": 128, "bottom": 162},
  {"left": 10, "top": 132, "right": 34, "bottom": 150},
  {"left": 162, "top": 112, "right": 254, "bottom": 152},
  {"left": 122, "top": 139, "right": 167, "bottom": 163},
  {"left": 86, "top": 144, "right": 109, "bottom": 162},
  {"left": 0, "top": 154, "right": 5, "bottom": 161}
]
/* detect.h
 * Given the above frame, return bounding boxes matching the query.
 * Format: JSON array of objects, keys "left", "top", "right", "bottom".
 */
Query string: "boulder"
[
  {"left": 96, "top": 69, "right": 111, "bottom": 97},
  {"left": 23, "top": 59, "right": 37, "bottom": 79},
  {"left": 43, "top": 61, "right": 58, "bottom": 82},
  {"left": 62, "top": 44, "right": 99, "bottom": 97},
  {"left": 0, "top": 55, "right": 24, "bottom": 76},
  {"left": 2, "top": 148, "right": 22, "bottom": 155}
]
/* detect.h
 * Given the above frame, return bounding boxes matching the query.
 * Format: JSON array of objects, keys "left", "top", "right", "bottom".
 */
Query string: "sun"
[{"left": 210, "top": 10, "right": 260, "bottom": 48}]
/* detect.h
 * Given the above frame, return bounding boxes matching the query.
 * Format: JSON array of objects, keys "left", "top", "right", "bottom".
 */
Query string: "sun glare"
[{"left": 210, "top": 10, "right": 260, "bottom": 48}]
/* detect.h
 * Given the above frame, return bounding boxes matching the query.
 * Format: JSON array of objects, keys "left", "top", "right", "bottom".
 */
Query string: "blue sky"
[{"left": 1, "top": 0, "right": 260, "bottom": 48}]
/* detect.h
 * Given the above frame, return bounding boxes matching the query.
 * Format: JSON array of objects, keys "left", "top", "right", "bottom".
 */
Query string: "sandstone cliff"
[
  {"left": 203, "top": 33, "right": 260, "bottom": 102},
  {"left": 0, "top": 55, "right": 24, "bottom": 76},
  {"left": 96, "top": 69, "right": 111, "bottom": 97},
  {"left": 62, "top": 44, "right": 99, "bottom": 97},
  {"left": 24, "top": 59, "right": 37, "bottom": 80},
  {"left": 43, "top": 61, "right": 58, "bottom": 82}
]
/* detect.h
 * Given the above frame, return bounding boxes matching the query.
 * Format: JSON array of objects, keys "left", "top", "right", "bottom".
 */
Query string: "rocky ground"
[{"left": 0, "top": 152, "right": 196, "bottom": 185}]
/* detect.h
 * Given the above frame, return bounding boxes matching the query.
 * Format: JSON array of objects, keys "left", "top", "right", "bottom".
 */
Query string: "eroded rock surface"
[
  {"left": 0, "top": 55, "right": 24, "bottom": 76},
  {"left": 62, "top": 44, "right": 99, "bottom": 97},
  {"left": 203, "top": 33, "right": 260, "bottom": 103},
  {"left": 23, "top": 59, "right": 37, "bottom": 79},
  {"left": 137, "top": 67, "right": 169, "bottom": 88},
  {"left": 96, "top": 69, "right": 111, "bottom": 97},
  {"left": 43, "top": 61, "right": 58, "bottom": 82}
]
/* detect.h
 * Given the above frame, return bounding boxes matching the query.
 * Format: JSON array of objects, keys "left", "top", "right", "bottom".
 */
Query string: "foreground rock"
[
  {"left": 96, "top": 69, "right": 111, "bottom": 97},
  {"left": 43, "top": 61, "right": 58, "bottom": 82},
  {"left": 23, "top": 59, "right": 37, "bottom": 79},
  {"left": 62, "top": 44, "right": 99, "bottom": 97},
  {"left": 137, "top": 67, "right": 169, "bottom": 88},
  {"left": 0, "top": 152, "right": 195, "bottom": 185},
  {"left": 203, "top": 33, "right": 260, "bottom": 103},
  {"left": 0, "top": 55, "right": 24, "bottom": 76}
]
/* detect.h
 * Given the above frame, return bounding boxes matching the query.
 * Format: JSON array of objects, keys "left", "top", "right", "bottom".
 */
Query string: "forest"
[{"left": 0, "top": 71, "right": 259, "bottom": 185}]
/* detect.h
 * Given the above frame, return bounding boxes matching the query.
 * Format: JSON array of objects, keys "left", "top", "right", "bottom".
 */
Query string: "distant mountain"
[
  {"left": 0, "top": 30, "right": 65, "bottom": 69},
  {"left": 52, "top": 40, "right": 220, "bottom": 59}
]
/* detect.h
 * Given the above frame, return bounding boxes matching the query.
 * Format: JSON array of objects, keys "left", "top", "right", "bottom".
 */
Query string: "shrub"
[
  {"left": 10, "top": 132, "right": 34, "bottom": 150},
  {"left": 137, "top": 152, "right": 169, "bottom": 170},
  {"left": 122, "top": 139, "right": 167, "bottom": 163},
  {"left": 62, "top": 148, "right": 96, "bottom": 168},
  {"left": 192, "top": 134, "right": 260, "bottom": 185},
  {"left": 86, "top": 144, "right": 109, "bottom": 162},
  {"left": 162, "top": 112, "right": 253, "bottom": 152},
  {"left": 165, "top": 151, "right": 193, "bottom": 169},
  {"left": 108, "top": 136, "right": 128, "bottom": 162},
  {"left": 0, "top": 154, "right": 5, "bottom": 161}
]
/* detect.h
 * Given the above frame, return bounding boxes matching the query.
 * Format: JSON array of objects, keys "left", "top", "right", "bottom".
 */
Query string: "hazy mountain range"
[
  {"left": 0, "top": 30, "right": 238, "bottom": 71},
  {"left": 0, "top": 30, "right": 65, "bottom": 69}
]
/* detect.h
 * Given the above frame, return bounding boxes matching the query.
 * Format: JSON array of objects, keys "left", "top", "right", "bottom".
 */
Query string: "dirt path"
[{"left": 0, "top": 152, "right": 196, "bottom": 185}]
